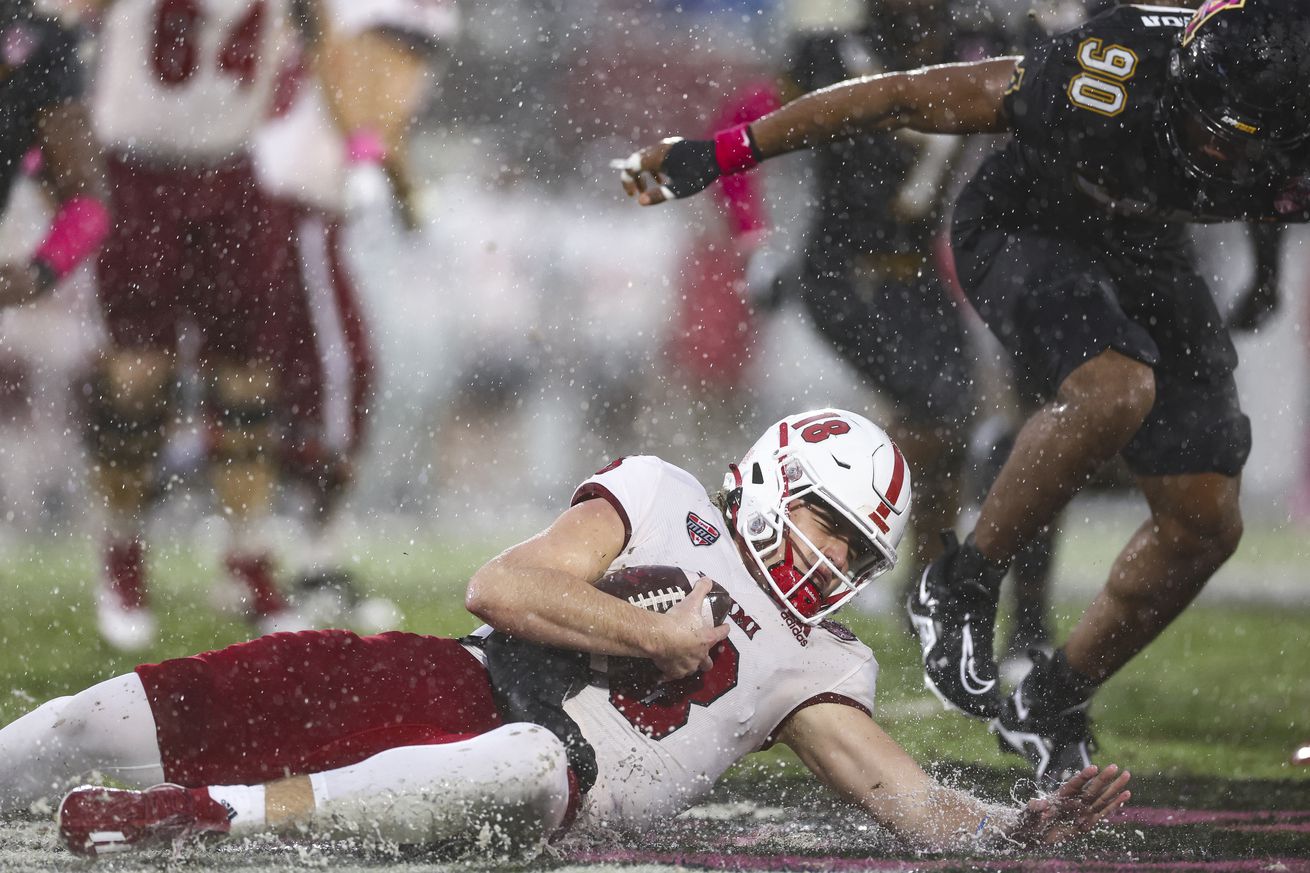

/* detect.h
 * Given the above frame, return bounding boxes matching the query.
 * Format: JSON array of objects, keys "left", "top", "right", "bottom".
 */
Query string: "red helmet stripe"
[
  {"left": 884, "top": 443, "right": 906, "bottom": 505},
  {"left": 868, "top": 509, "right": 891, "bottom": 533},
  {"left": 778, "top": 421, "right": 789, "bottom": 447}
]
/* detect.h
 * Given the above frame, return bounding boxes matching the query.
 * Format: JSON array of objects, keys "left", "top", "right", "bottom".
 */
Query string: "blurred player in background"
[
  {"left": 87, "top": 0, "right": 301, "bottom": 650},
  {"left": 0, "top": 0, "right": 108, "bottom": 532},
  {"left": 618, "top": 0, "right": 1310, "bottom": 789},
  {"left": 254, "top": 0, "right": 456, "bottom": 626},
  {"left": 0, "top": 409, "right": 1129, "bottom": 855},
  {"left": 722, "top": 0, "right": 1000, "bottom": 588},
  {"left": 0, "top": 0, "right": 106, "bottom": 308}
]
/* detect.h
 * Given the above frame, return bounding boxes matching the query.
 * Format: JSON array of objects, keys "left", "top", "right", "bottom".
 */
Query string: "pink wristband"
[
  {"left": 21, "top": 147, "right": 43, "bottom": 177},
  {"left": 33, "top": 195, "right": 110, "bottom": 281},
  {"left": 713, "top": 123, "right": 760, "bottom": 176},
  {"left": 345, "top": 128, "right": 387, "bottom": 165}
]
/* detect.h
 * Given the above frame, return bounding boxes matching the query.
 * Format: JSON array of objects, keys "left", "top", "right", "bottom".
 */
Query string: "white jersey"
[
  {"left": 93, "top": 0, "right": 289, "bottom": 159},
  {"left": 563, "top": 456, "right": 879, "bottom": 826},
  {"left": 322, "top": 0, "right": 459, "bottom": 43},
  {"left": 253, "top": 75, "right": 344, "bottom": 210}
]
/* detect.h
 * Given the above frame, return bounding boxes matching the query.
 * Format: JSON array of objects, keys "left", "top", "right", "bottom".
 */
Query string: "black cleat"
[
  {"left": 992, "top": 659, "right": 1098, "bottom": 789},
  {"left": 906, "top": 531, "right": 1005, "bottom": 718}
]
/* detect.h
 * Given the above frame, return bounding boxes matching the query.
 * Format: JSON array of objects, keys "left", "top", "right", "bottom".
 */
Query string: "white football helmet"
[{"left": 724, "top": 409, "right": 911, "bottom": 625}]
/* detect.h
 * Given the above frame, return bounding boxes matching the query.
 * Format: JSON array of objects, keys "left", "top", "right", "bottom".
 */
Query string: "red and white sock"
[
  {"left": 103, "top": 536, "right": 146, "bottom": 609},
  {"left": 203, "top": 785, "right": 264, "bottom": 834},
  {"left": 224, "top": 552, "right": 287, "bottom": 618}
]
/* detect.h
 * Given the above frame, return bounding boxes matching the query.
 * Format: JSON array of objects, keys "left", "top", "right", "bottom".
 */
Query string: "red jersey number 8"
[
  {"left": 801, "top": 420, "right": 851, "bottom": 443},
  {"left": 152, "top": 0, "right": 267, "bottom": 89}
]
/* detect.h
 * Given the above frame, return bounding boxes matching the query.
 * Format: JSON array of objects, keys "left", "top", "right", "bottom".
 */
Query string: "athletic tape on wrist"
[
  {"left": 713, "top": 123, "right": 761, "bottom": 175},
  {"left": 32, "top": 196, "right": 110, "bottom": 282}
]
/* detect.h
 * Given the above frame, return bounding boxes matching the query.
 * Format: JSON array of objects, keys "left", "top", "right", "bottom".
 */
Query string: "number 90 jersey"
[
  {"left": 93, "top": 0, "right": 291, "bottom": 160},
  {"left": 981, "top": 3, "right": 1310, "bottom": 226},
  {"left": 564, "top": 456, "right": 879, "bottom": 826}
]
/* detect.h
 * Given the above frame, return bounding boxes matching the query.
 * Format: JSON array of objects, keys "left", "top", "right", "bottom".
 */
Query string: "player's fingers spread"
[
  {"left": 612, "top": 153, "right": 644, "bottom": 197},
  {"left": 1083, "top": 789, "right": 1131, "bottom": 832},
  {"left": 1054, "top": 765, "right": 1095, "bottom": 800},
  {"left": 1080, "top": 763, "right": 1115, "bottom": 791},
  {"left": 1091, "top": 771, "right": 1132, "bottom": 812}
]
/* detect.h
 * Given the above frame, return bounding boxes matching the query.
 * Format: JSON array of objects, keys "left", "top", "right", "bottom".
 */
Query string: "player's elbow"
[{"left": 464, "top": 562, "right": 512, "bottom": 625}]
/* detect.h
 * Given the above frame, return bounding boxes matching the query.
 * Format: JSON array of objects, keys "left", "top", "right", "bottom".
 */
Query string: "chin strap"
[{"left": 767, "top": 538, "right": 823, "bottom": 619}]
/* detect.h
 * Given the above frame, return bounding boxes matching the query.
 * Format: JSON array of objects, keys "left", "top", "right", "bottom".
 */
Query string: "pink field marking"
[
  {"left": 1110, "top": 807, "right": 1310, "bottom": 827},
  {"left": 565, "top": 850, "right": 1310, "bottom": 872}
]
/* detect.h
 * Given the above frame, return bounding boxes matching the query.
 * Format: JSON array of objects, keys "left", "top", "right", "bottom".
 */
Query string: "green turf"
[{"left": 0, "top": 536, "right": 1306, "bottom": 786}]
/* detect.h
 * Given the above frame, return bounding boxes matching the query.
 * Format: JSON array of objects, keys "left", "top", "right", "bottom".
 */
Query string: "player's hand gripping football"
[
  {"left": 1006, "top": 764, "right": 1131, "bottom": 846},
  {"left": 615, "top": 138, "right": 721, "bottom": 206},
  {"left": 652, "top": 576, "right": 731, "bottom": 682}
]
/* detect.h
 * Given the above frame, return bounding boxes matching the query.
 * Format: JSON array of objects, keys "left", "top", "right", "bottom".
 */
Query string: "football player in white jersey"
[
  {"left": 85, "top": 0, "right": 303, "bottom": 649},
  {"left": 0, "top": 410, "right": 1129, "bottom": 855},
  {"left": 253, "top": 0, "right": 456, "bottom": 626}
]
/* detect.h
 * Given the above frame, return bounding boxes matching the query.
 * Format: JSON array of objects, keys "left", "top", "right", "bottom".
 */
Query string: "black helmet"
[{"left": 1163, "top": 0, "right": 1310, "bottom": 186}]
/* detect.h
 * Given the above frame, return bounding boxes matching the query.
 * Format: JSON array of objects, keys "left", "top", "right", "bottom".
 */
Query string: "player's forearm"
[
  {"left": 466, "top": 557, "right": 667, "bottom": 659},
  {"left": 750, "top": 59, "right": 1016, "bottom": 158},
  {"left": 876, "top": 785, "right": 1017, "bottom": 850}
]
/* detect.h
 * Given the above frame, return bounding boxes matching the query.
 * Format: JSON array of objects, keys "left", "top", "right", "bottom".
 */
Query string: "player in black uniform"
[
  {"left": 762, "top": 0, "right": 997, "bottom": 583},
  {"left": 0, "top": 0, "right": 106, "bottom": 306},
  {"left": 616, "top": 0, "right": 1309, "bottom": 787}
]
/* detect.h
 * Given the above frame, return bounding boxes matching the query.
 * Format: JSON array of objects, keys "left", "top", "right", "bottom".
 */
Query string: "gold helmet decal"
[{"left": 1183, "top": 0, "right": 1247, "bottom": 46}]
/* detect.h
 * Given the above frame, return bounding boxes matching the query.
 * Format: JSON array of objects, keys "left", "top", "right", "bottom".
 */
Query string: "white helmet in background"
[{"left": 724, "top": 409, "right": 911, "bottom": 625}]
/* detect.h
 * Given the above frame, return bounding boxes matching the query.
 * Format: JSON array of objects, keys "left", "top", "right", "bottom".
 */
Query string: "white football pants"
[
  {"left": 0, "top": 672, "right": 163, "bottom": 815},
  {"left": 305, "top": 723, "right": 571, "bottom": 850}
]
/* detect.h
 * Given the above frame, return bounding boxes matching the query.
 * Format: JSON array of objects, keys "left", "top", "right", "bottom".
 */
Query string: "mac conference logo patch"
[{"left": 686, "top": 512, "right": 720, "bottom": 546}]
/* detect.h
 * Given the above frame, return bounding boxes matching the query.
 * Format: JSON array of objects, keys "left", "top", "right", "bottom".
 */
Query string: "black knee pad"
[
  {"left": 208, "top": 377, "right": 282, "bottom": 463},
  {"left": 80, "top": 368, "right": 171, "bottom": 467}
]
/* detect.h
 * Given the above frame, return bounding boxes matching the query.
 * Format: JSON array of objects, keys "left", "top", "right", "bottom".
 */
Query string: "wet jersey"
[
  {"left": 93, "top": 0, "right": 290, "bottom": 160},
  {"left": 561, "top": 456, "right": 879, "bottom": 826},
  {"left": 0, "top": 13, "right": 82, "bottom": 212},
  {"left": 965, "top": 3, "right": 1310, "bottom": 237},
  {"left": 785, "top": 26, "right": 997, "bottom": 253}
]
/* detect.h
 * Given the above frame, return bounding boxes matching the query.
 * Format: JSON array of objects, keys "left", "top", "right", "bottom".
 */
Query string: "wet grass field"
[{"left": 0, "top": 531, "right": 1306, "bottom": 870}]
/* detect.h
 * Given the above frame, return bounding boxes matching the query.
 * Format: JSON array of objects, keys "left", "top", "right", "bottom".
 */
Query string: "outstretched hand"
[
  {"left": 614, "top": 137, "right": 720, "bottom": 206},
  {"left": 1008, "top": 764, "right": 1131, "bottom": 846},
  {"left": 652, "top": 577, "right": 731, "bottom": 682}
]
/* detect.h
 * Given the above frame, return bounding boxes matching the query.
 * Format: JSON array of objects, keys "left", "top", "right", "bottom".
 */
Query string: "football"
[{"left": 596, "top": 565, "right": 732, "bottom": 627}]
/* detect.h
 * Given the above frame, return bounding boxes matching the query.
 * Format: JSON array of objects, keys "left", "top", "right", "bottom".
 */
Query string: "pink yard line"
[
  {"left": 1110, "top": 808, "right": 1310, "bottom": 826},
  {"left": 564, "top": 850, "right": 1310, "bottom": 872}
]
